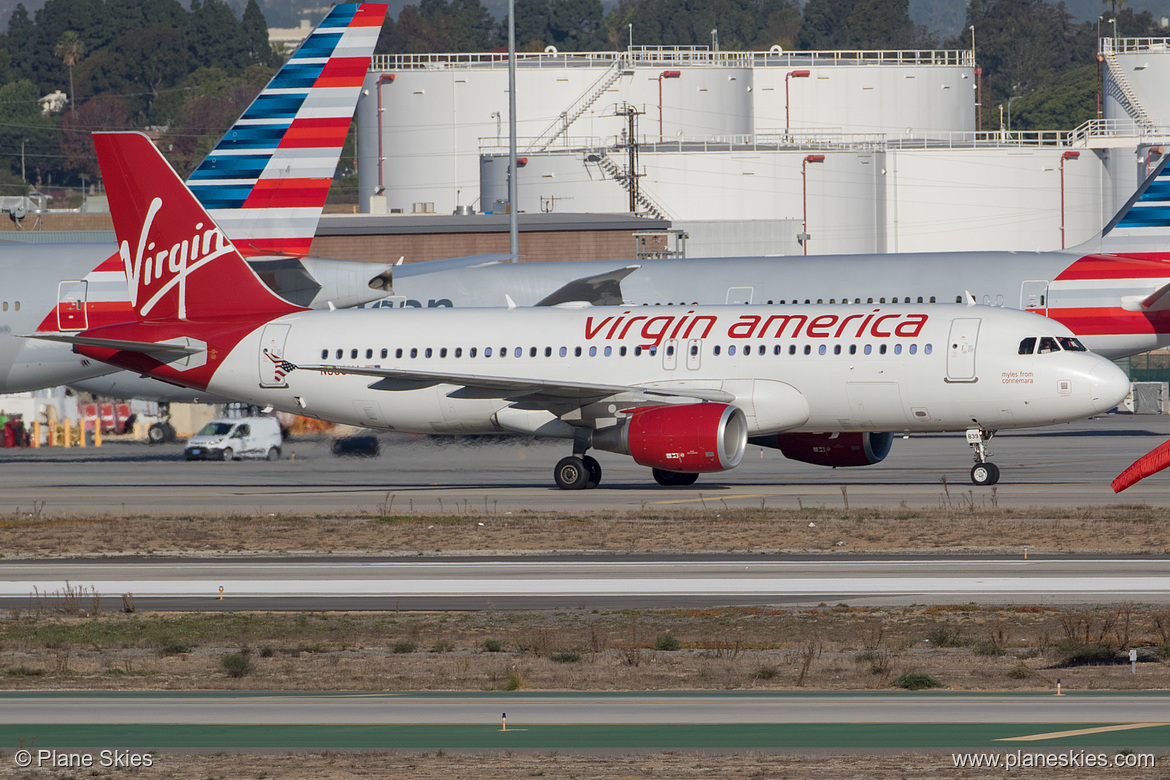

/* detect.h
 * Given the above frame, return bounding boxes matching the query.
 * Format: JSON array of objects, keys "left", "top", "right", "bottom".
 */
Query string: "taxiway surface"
[
  {"left": 2, "top": 557, "right": 1168, "bottom": 609},
  {"left": 0, "top": 415, "right": 1167, "bottom": 514}
]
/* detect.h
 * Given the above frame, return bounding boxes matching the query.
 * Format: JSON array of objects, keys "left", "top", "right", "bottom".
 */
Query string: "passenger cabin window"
[{"left": 1018, "top": 337, "right": 1036, "bottom": 355}]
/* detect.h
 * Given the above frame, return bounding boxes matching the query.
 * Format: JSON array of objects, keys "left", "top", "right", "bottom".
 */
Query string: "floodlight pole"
[{"left": 508, "top": 0, "right": 519, "bottom": 263}]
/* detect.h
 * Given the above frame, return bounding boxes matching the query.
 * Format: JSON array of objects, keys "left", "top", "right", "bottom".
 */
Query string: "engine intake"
[
  {"left": 751, "top": 431, "right": 893, "bottom": 467},
  {"left": 594, "top": 403, "right": 748, "bottom": 473}
]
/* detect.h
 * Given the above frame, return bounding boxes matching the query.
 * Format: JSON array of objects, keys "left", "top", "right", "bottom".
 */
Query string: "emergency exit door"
[
  {"left": 946, "top": 318, "right": 980, "bottom": 382},
  {"left": 258, "top": 323, "right": 291, "bottom": 388}
]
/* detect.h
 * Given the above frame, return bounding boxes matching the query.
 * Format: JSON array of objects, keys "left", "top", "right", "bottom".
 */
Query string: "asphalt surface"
[
  {"left": 2, "top": 557, "right": 1170, "bottom": 609},
  {"left": 0, "top": 414, "right": 1168, "bottom": 513},
  {"left": 2, "top": 692, "right": 1166, "bottom": 725}
]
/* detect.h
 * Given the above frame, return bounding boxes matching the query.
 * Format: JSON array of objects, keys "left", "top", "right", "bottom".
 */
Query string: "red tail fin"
[{"left": 93, "top": 132, "right": 305, "bottom": 322}]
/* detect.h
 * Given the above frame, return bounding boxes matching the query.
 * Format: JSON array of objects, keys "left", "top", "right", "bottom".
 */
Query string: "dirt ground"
[
  {"left": 0, "top": 750, "right": 1165, "bottom": 780},
  {"left": 2, "top": 505, "right": 1170, "bottom": 557},
  {"left": 3, "top": 605, "right": 1167, "bottom": 692}
]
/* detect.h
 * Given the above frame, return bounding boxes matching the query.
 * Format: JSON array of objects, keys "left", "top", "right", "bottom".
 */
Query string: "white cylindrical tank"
[
  {"left": 1103, "top": 38, "right": 1170, "bottom": 126},
  {"left": 884, "top": 148, "right": 1107, "bottom": 253},
  {"left": 752, "top": 64, "right": 973, "bottom": 135}
]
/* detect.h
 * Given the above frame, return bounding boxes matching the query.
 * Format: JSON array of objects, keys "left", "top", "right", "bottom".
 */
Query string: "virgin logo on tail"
[
  {"left": 120, "top": 196, "right": 236, "bottom": 320},
  {"left": 96, "top": 131, "right": 305, "bottom": 323}
]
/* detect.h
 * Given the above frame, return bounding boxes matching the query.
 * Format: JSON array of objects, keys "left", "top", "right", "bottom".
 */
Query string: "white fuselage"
[{"left": 195, "top": 304, "right": 1128, "bottom": 439}]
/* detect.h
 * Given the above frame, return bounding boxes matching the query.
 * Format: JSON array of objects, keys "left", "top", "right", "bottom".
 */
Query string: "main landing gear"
[
  {"left": 966, "top": 426, "right": 1000, "bottom": 486},
  {"left": 554, "top": 454, "right": 602, "bottom": 490},
  {"left": 554, "top": 430, "right": 602, "bottom": 490}
]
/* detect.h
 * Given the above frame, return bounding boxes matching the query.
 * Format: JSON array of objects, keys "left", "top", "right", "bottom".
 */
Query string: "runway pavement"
[
  {"left": 2, "top": 556, "right": 1169, "bottom": 609},
  {"left": 2, "top": 693, "right": 1169, "bottom": 752},
  {"left": 0, "top": 414, "right": 1169, "bottom": 514}
]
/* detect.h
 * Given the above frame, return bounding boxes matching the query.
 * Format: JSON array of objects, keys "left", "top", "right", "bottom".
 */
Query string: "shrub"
[
  {"left": 927, "top": 625, "right": 967, "bottom": 648},
  {"left": 894, "top": 672, "right": 943, "bottom": 690},
  {"left": 481, "top": 639, "right": 504, "bottom": 653},
  {"left": 1007, "top": 665, "right": 1033, "bottom": 680},
  {"left": 432, "top": 640, "right": 455, "bottom": 654},
  {"left": 159, "top": 642, "right": 191, "bottom": 656},
  {"left": 972, "top": 640, "right": 1006, "bottom": 657},
  {"left": 753, "top": 664, "right": 780, "bottom": 681},
  {"left": 392, "top": 641, "right": 417, "bottom": 654},
  {"left": 1157, "top": 644, "right": 1170, "bottom": 661},
  {"left": 5, "top": 666, "right": 45, "bottom": 678},
  {"left": 259, "top": 646, "right": 275, "bottom": 658},
  {"left": 550, "top": 651, "right": 581, "bottom": 663},
  {"left": 220, "top": 650, "right": 254, "bottom": 678},
  {"left": 654, "top": 633, "right": 681, "bottom": 651},
  {"left": 504, "top": 669, "right": 527, "bottom": 690},
  {"left": 1055, "top": 642, "right": 1116, "bottom": 667}
]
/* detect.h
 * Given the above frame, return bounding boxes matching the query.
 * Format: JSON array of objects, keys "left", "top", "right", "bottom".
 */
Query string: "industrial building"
[{"left": 338, "top": 40, "right": 1170, "bottom": 261}]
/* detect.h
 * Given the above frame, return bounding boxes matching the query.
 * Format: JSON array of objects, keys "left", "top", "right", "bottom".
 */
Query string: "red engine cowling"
[
  {"left": 595, "top": 403, "right": 748, "bottom": 473},
  {"left": 751, "top": 431, "right": 894, "bottom": 467}
]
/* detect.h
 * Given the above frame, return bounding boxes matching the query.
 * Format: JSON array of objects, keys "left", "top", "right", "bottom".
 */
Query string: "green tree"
[
  {"left": 0, "top": 79, "right": 57, "bottom": 186},
  {"left": 242, "top": 0, "right": 275, "bottom": 66},
  {"left": 59, "top": 93, "right": 134, "bottom": 180},
  {"left": 54, "top": 30, "right": 86, "bottom": 108},
  {"left": 187, "top": 0, "right": 250, "bottom": 74}
]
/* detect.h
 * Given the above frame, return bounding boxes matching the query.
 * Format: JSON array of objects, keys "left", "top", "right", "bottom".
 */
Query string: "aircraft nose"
[{"left": 1089, "top": 360, "right": 1131, "bottom": 413}]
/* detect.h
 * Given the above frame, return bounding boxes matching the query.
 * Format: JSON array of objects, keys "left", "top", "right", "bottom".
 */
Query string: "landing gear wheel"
[
  {"left": 652, "top": 468, "right": 700, "bottom": 487},
  {"left": 554, "top": 456, "right": 591, "bottom": 490},
  {"left": 582, "top": 455, "right": 602, "bottom": 488},
  {"left": 970, "top": 462, "right": 1000, "bottom": 486},
  {"left": 266, "top": 447, "right": 281, "bottom": 462},
  {"left": 221, "top": 447, "right": 235, "bottom": 462},
  {"left": 147, "top": 422, "right": 168, "bottom": 444}
]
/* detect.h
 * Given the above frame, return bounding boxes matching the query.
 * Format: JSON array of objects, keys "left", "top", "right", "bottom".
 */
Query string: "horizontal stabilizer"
[
  {"left": 26, "top": 332, "right": 203, "bottom": 356},
  {"left": 391, "top": 254, "right": 514, "bottom": 278}
]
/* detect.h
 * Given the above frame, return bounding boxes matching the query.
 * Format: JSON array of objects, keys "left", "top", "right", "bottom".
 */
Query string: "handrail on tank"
[
  {"left": 1100, "top": 37, "right": 1170, "bottom": 55},
  {"left": 370, "top": 47, "right": 974, "bottom": 72},
  {"left": 477, "top": 120, "right": 1170, "bottom": 157}
]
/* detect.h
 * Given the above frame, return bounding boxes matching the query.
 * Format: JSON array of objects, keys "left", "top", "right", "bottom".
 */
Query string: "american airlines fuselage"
[{"left": 388, "top": 246, "right": 1170, "bottom": 360}]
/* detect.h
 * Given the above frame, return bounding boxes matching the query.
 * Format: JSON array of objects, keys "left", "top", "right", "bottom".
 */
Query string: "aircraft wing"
[
  {"left": 299, "top": 363, "right": 733, "bottom": 413},
  {"left": 390, "top": 254, "right": 513, "bottom": 277},
  {"left": 535, "top": 265, "right": 641, "bottom": 307},
  {"left": 26, "top": 332, "right": 203, "bottom": 356}
]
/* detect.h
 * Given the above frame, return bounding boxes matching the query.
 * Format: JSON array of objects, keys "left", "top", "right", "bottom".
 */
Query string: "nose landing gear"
[{"left": 966, "top": 427, "right": 999, "bottom": 486}]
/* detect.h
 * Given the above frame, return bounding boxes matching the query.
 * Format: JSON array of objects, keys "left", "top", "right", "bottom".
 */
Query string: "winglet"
[{"left": 1112, "top": 438, "right": 1170, "bottom": 492}]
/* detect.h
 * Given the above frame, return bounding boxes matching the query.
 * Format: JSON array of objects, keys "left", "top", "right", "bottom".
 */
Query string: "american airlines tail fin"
[
  {"left": 1096, "top": 150, "right": 1170, "bottom": 250},
  {"left": 95, "top": 132, "right": 306, "bottom": 322},
  {"left": 188, "top": 2, "right": 388, "bottom": 258}
]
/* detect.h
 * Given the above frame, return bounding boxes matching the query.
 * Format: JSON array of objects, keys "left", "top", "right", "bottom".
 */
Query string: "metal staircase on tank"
[
  {"left": 593, "top": 151, "right": 671, "bottom": 220},
  {"left": 1102, "top": 49, "right": 1157, "bottom": 129},
  {"left": 524, "top": 57, "right": 630, "bottom": 153}
]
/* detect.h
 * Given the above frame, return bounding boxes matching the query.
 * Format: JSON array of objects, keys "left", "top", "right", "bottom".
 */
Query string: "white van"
[{"left": 184, "top": 417, "right": 283, "bottom": 461}]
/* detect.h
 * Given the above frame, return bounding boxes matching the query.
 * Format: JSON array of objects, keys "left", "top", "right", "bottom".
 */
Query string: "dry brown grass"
[
  {"left": 3, "top": 605, "right": 1169, "bottom": 693},
  {"left": 1, "top": 505, "right": 1170, "bottom": 557},
  {"left": 0, "top": 750, "right": 1163, "bottom": 779}
]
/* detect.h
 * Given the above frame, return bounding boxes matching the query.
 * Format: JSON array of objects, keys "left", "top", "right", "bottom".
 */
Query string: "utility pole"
[{"left": 618, "top": 105, "right": 643, "bottom": 213}]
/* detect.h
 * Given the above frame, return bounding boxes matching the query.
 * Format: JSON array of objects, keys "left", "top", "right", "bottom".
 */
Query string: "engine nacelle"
[
  {"left": 751, "top": 431, "right": 894, "bottom": 468},
  {"left": 593, "top": 403, "right": 748, "bottom": 473}
]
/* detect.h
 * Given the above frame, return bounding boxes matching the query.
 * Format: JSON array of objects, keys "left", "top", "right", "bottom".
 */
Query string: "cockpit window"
[
  {"left": 1037, "top": 337, "right": 1060, "bottom": 354},
  {"left": 1018, "top": 337, "right": 1036, "bottom": 355},
  {"left": 1058, "top": 337, "right": 1087, "bottom": 352}
]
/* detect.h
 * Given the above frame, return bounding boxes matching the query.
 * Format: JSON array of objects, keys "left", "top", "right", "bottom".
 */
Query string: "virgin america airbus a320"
[{"left": 35, "top": 132, "right": 1130, "bottom": 489}]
